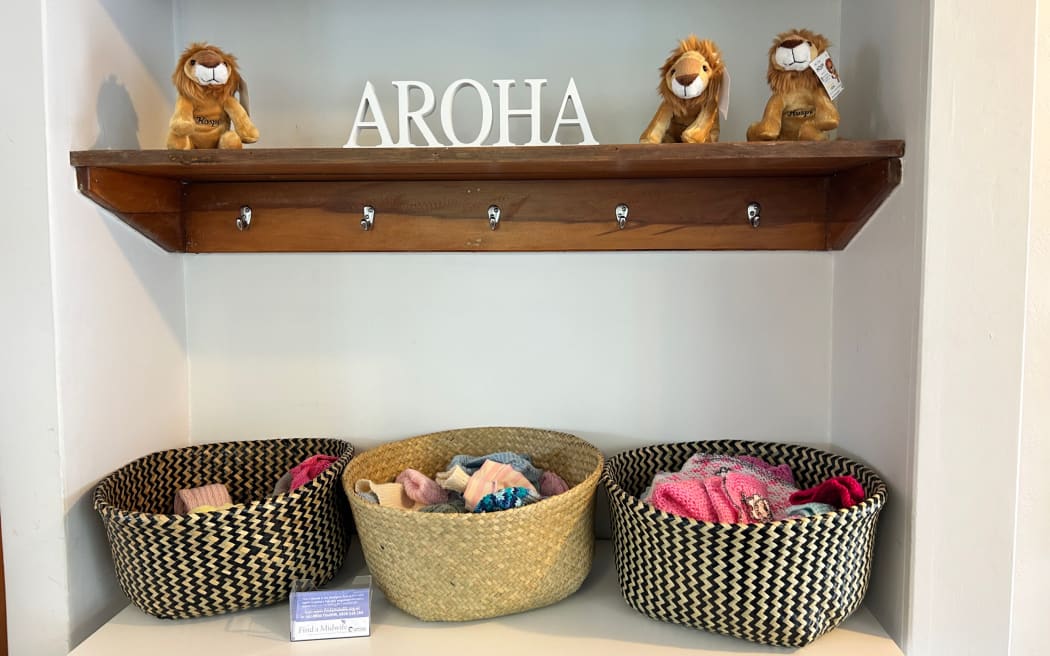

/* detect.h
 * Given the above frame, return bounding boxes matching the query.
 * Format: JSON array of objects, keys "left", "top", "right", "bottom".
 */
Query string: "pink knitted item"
[
  {"left": 647, "top": 453, "right": 798, "bottom": 520},
  {"left": 703, "top": 477, "right": 739, "bottom": 522},
  {"left": 789, "top": 475, "right": 866, "bottom": 509},
  {"left": 462, "top": 460, "right": 539, "bottom": 511},
  {"left": 173, "top": 483, "right": 231, "bottom": 515},
  {"left": 289, "top": 454, "right": 338, "bottom": 491},
  {"left": 723, "top": 472, "right": 773, "bottom": 523},
  {"left": 651, "top": 479, "right": 718, "bottom": 521},
  {"left": 396, "top": 468, "right": 449, "bottom": 505},
  {"left": 539, "top": 470, "right": 570, "bottom": 497}
]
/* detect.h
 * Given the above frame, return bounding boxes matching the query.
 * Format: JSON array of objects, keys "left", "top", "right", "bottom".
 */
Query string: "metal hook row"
[{"left": 235, "top": 201, "right": 764, "bottom": 232}]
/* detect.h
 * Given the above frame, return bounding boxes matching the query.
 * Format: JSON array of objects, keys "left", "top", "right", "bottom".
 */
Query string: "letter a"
[
  {"left": 344, "top": 81, "right": 394, "bottom": 147},
  {"left": 547, "top": 77, "right": 598, "bottom": 145}
]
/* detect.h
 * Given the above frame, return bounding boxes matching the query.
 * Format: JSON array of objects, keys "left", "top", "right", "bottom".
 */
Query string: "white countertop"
[{"left": 72, "top": 540, "right": 904, "bottom": 655}]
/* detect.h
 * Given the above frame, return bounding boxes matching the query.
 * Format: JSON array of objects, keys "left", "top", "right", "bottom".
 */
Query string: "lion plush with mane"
[
  {"left": 167, "top": 42, "right": 258, "bottom": 149},
  {"left": 640, "top": 35, "right": 726, "bottom": 144},
  {"left": 747, "top": 29, "right": 839, "bottom": 141}
]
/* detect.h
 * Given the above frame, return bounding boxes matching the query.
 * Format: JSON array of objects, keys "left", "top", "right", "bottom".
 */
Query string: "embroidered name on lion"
[
  {"left": 194, "top": 115, "right": 222, "bottom": 127},
  {"left": 783, "top": 109, "right": 815, "bottom": 119}
]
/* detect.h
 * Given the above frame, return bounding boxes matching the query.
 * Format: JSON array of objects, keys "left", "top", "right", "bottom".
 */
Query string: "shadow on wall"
[
  {"left": 92, "top": 75, "right": 140, "bottom": 150},
  {"left": 66, "top": 490, "right": 127, "bottom": 648}
]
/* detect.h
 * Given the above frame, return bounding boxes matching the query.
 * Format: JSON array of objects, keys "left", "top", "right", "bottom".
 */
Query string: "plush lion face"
[
  {"left": 659, "top": 35, "right": 724, "bottom": 113},
  {"left": 766, "top": 29, "right": 830, "bottom": 93},
  {"left": 172, "top": 42, "right": 242, "bottom": 105}
]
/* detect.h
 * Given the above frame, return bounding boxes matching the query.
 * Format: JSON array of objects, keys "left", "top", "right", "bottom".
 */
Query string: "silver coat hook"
[
  {"left": 488, "top": 204, "right": 501, "bottom": 230},
  {"left": 361, "top": 205, "right": 375, "bottom": 231},
  {"left": 235, "top": 205, "right": 252, "bottom": 231},
  {"left": 746, "top": 201, "right": 761, "bottom": 229},
  {"left": 615, "top": 203, "right": 629, "bottom": 229}
]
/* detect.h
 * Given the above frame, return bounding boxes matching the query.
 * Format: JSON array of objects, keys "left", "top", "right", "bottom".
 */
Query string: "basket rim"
[
  {"left": 601, "top": 439, "right": 886, "bottom": 528},
  {"left": 343, "top": 426, "right": 604, "bottom": 518},
  {"left": 93, "top": 437, "right": 354, "bottom": 522}
]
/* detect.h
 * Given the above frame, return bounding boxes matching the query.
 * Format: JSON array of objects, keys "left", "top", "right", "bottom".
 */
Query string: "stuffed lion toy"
[
  {"left": 640, "top": 35, "right": 726, "bottom": 144},
  {"left": 747, "top": 29, "right": 839, "bottom": 141},
  {"left": 167, "top": 42, "right": 258, "bottom": 149}
]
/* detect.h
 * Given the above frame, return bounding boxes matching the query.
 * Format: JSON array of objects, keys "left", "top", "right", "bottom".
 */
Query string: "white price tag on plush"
[
  {"left": 809, "top": 51, "right": 844, "bottom": 100},
  {"left": 718, "top": 68, "right": 731, "bottom": 120}
]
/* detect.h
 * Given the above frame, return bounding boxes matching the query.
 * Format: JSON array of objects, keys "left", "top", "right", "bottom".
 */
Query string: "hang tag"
[
  {"left": 809, "top": 51, "right": 843, "bottom": 100},
  {"left": 718, "top": 68, "right": 731, "bottom": 120}
]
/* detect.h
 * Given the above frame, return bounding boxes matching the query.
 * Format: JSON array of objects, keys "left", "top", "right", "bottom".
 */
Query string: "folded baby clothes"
[
  {"left": 652, "top": 472, "right": 773, "bottom": 523},
  {"left": 419, "top": 498, "right": 469, "bottom": 514},
  {"left": 435, "top": 465, "right": 471, "bottom": 494},
  {"left": 789, "top": 475, "right": 865, "bottom": 509},
  {"left": 644, "top": 453, "right": 798, "bottom": 521},
  {"left": 785, "top": 502, "right": 837, "bottom": 517},
  {"left": 474, "top": 487, "right": 541, "bottom": 513},
  {"left": 174, "top": 483, "right": 232, "bottom": 515},
  {"left": 354, "top": 479, "right": 420, "bottom": 510},
  {"left": 396, "top": 468, "right": 448, "bottom": 505},
  {"left": 447, "top": 452, "right": 544, "bottom": 486},
  {"left": 290, "top": 454, "right": 338, "bottom": 491},
  {"left": 651, "top": 478, "right": 718, "bottom": 521},
  {"left": 462, "top": 460, "right": 540, "bottom": 511},
  {"left": 539, "top": 470, "right": 570, "bottom": 497}
]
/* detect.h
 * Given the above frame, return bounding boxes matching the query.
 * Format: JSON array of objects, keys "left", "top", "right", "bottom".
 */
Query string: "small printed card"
[
  {"left": 809, "top": 51, "right": 844, "bottom": 100},
  {"left": 289, "top": 576, "right": 372, "bottom": 641}
]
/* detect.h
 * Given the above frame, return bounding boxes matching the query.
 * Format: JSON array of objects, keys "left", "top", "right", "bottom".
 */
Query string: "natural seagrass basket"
[
  {"left": 603, "top": 440, "right": 886, "bottom": 648},
  {"left": 94, "top": 437, "right": 354, "bottom": 619},
  {"left": 342, "top": 427, "right": 603, "bottom": 621}
]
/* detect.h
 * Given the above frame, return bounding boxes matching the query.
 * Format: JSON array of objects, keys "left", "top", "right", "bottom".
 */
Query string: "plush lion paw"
[
  {"left": 170, "top": 118, "right": 195, "bottom": 137},
  {"left": 239, "top": 123, "right": 259, "bottom": 144},
  {"left": 681, "top": 128, "right": 708, "bottom": 144},
  {"left": 746, "top": 123, "right": 779, "bottom": 141}
]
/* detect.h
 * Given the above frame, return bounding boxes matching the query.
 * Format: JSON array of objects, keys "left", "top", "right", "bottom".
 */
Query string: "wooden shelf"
[{"left": 69, "top": 141, "right": 904, "bottom": 253}]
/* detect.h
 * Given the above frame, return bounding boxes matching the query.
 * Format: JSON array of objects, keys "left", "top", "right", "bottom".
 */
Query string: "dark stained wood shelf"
[{"left": 69, "top": 141, "right": 904, "bottom": 253}]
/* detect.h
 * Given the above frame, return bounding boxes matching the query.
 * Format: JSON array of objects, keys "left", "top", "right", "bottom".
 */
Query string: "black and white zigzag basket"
[
  {"left": 94, "top": 437, "right": 354, "bottom": 619},
  {"left": 602, "top": 440, "right": 886, "bottom": 648}
]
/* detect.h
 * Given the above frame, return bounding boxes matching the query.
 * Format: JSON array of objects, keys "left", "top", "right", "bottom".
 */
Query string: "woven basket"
[
  {"left": 603, "top": 440, "right": 886, "bottom": 648},
  {"left": 94, "top": 437, "right": 354, "bottom": 619},
  {"left": 342, "top": 427, "right": 603, "bottom": 621}
]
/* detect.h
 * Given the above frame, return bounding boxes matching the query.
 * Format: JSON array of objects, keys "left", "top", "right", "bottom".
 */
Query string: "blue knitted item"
[
  {"left": 785, "top": 502, "right": 836, "bottom": 517},
  {"left": 447, "top": 452, "right": 543, "bottom": 486},
  {"left": 473, "top": 487, "right": 540, "bottom": 513}
]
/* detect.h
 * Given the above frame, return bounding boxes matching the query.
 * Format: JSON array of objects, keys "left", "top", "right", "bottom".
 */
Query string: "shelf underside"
[{"left": 70, "top": 141, "right": 904, "bottom": 253}]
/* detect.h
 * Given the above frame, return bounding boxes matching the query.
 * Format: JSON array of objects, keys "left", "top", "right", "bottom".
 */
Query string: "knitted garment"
[
  {"left": 289, "top": 454, "right": 338, "bottom": 491},
  {"left": 447, "top": 452, "right": 544, "bottom": 486},
  {"left": 539, "top": 470, "right": 570, "bottom": 497},
  {"left": 462, "top": 460, "right": 540, "bottom": 511},
  {"left": 473, "top": 487, "right": 541, "bottom": 513},
  {"left": 272, "top": 471, "right": 293, "bottom": 496},
  {"left": 786, "top": 502, "right": 837, "bottom": 517},
  {"left": 354, "top": 479, "right": 420, "bottom": 510},
  {"left": 396, "top": 468, "right": 449, "bottom": 505},
  {"left": 174, "top": 483, "right": 232, "bottom": 515},
  {"left": 419, "top": 499, "right": 468, "bottom": 514},
  {"left": 435, "top": 465, "right": 471, "bottom": 494},
  {"left": 651, "top": 478, "right": 717, "bottom": 521},
  {"left": 642, "top": 453, "right": 798, "bottom": 521},
  {"left": 789, "top": 475, "right": 866, "bottom": 509},
  {"left": 653, "top": 473, "right": 771, "bottom": 523}
]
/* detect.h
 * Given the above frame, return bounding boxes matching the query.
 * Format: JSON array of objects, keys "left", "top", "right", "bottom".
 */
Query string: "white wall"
[
  {"left": 0, "top": 2, "right": 69, "bottom": 653},
  {"left": 41, "top": 0, "right": 189, "bottom": 648},
  {"left": 910, "top": 0, "right": 1038, "bottom": 654},
  {"left": 179, "top": 1, "right": 839, "bottom": 465},
  {"left": 833, "top": 0, "right": 929, "bottom": 646},
  {"left": 1010, "top": 0, "right": 1050, "bottom": 652}
]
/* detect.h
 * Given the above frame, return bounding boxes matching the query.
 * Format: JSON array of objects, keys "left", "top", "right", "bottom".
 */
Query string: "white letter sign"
[{"left": 344, "top": 77, "right": 598, "bottom": 147}]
